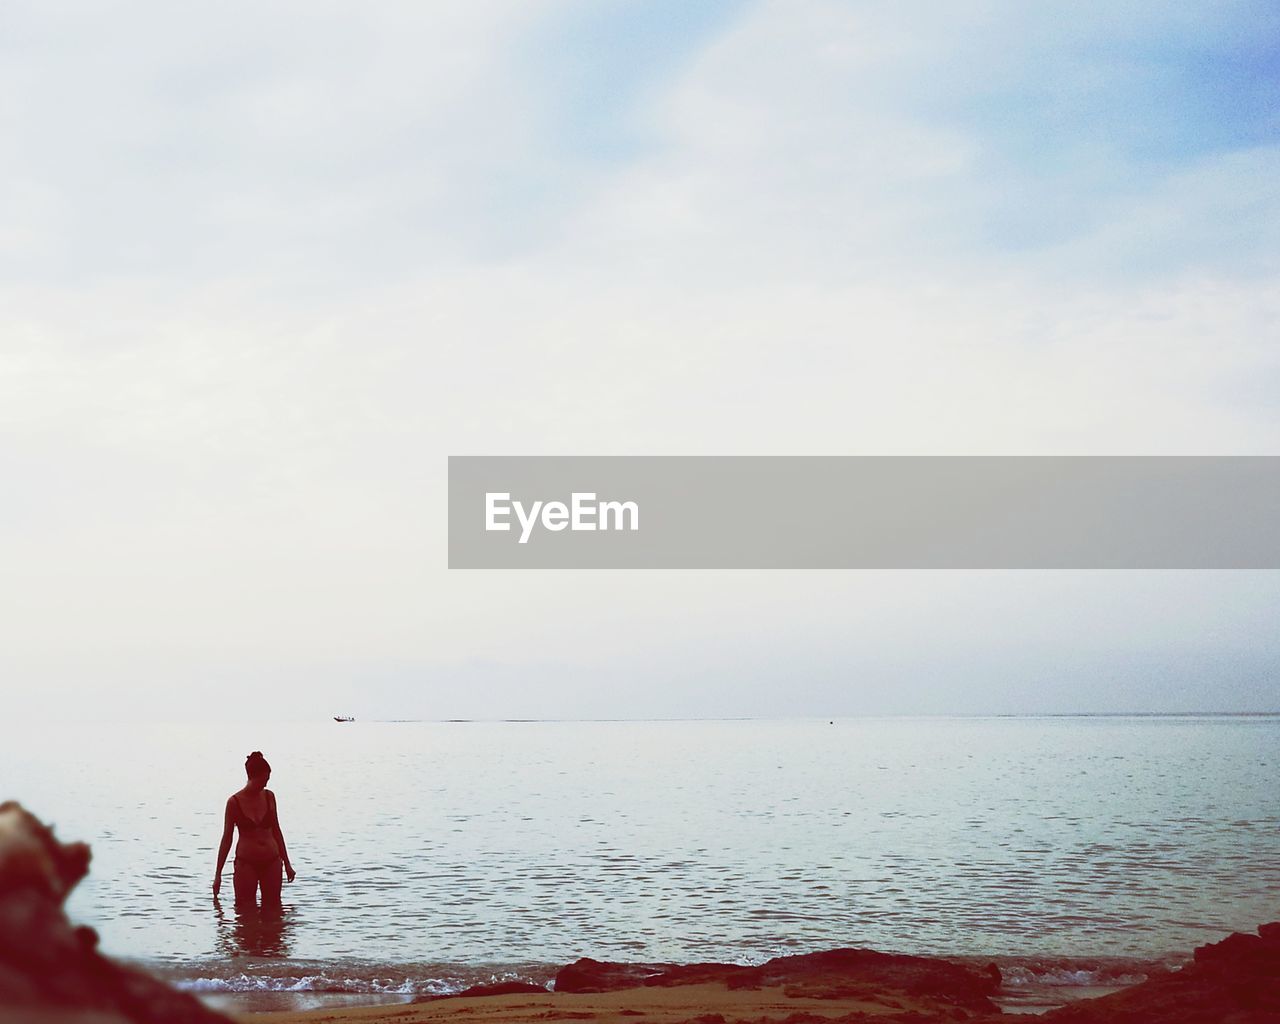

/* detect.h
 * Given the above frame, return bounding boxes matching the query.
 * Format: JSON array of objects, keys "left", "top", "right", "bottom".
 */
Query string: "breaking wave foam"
[
  {"left": 176, "top": 973, "right": 453, "bottom": 995},
  {"left": 1001, "top": 965, "right": 1150, "bottom": 988},
  {"left": 160, "top": 962, "right": 554, "bottom": 998}
]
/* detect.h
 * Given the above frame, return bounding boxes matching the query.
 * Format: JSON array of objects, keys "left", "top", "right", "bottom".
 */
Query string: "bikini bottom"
[{"left": 233, "top": 854, "right": 283, "bottom": 908}]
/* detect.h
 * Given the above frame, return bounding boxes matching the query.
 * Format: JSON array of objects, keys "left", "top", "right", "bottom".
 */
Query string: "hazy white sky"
[{"left": 2, "top": 1, "right": 1278, "bottom": 720}]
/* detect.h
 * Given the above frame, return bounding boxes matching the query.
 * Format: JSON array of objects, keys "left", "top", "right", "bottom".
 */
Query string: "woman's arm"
[
  {"left": 269, "top": 791, "right": 296, "bottom": 882},
  {"left": 213, "top": 799, "right": 234, "bottom": 895}
]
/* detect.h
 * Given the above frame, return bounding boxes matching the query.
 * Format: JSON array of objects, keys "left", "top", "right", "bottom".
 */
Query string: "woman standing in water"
[{"left": 213, "top": 751, "right": 296, "bottom": 908}]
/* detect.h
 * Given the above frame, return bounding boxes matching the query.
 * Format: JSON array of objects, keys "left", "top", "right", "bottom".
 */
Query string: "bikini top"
[{"left": 231, "top": 791, "right": 278, "bottom": 833}]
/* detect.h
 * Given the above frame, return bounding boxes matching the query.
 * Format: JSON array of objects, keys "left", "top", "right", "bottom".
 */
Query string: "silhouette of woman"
[{"left": 213, "top": 752, "right": 296, "bottom": 908}]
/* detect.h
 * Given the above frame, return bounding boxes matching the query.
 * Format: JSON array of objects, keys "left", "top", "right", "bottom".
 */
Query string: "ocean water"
[{"left": 3, "top": 716, "right": 1277, "bottom": 1009}]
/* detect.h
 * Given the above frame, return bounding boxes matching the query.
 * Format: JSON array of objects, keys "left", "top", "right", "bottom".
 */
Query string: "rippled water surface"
[{"left": 4, "top": 717, "right": 1277, "bottom": 978}]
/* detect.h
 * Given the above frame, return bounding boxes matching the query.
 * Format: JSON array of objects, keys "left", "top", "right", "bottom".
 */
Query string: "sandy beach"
[{"left": 232, "top": 980, "right": 973, "bottom": 1024}]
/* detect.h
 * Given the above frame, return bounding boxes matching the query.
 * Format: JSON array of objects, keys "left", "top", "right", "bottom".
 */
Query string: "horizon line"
[{"left": 343, "top": 711, "right": 1280, "bottom": 723}]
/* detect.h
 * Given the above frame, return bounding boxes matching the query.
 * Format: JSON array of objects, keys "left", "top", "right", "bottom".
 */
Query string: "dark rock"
[
  {"left": 0, "top": 801, "right": 232, "bottom": 1023},
  {"left": 555, "top": 948, "right": 999, "bottom": 1015},
  {"left": 1194, "top": 930, "right": 1267, "bottom": 968},
  {"left": 1043, "top": 921, "right": 1280, "bottom": 1023},
  {"left": 554, "top": 958, "right": 679, "bottom": 992}
]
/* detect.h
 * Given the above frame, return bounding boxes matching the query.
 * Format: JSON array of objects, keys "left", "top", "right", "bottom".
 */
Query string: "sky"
[{"left": 2, "top": 0, "right": 1278, "bottom": 721}]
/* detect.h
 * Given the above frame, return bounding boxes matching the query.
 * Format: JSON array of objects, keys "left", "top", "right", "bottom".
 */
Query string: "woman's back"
[
  {"left": 214, "top": 751, "right": 296, "bottom": 909},
  {"left": 230, "top": 789, "right": 279, "bottom": 861}
]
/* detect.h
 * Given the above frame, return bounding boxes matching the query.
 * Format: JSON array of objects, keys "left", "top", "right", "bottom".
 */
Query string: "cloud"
[
  {"left": 553, "top": 0, "right": 1280, "bottom": 284},
  {"left": 0, "top": 1, "right": 569, "bottom": 285},
  {"left": 1, "top": 1, "right": 1277, "bottom": 718}
]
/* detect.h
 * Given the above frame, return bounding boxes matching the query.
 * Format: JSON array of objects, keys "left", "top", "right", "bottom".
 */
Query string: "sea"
[{"left": 3, "top": 716, "right": 1277, "bottom": 1015}]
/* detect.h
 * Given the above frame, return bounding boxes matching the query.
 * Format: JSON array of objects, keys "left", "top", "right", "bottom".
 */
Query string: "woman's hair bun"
[{"left": 244, "top": 751, "right": 271, "bottom": 776}]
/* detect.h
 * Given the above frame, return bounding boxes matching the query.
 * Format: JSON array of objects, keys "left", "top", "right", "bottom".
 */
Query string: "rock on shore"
[
  {"left": 1040, "top": 922, "right": 1280, "bottom": 1024},
  {"left": 0, "top": 801, "right": 232, "bottom": 1024},
  {"left": 555, "top": 948, "right": 1003, "bottom": 1016}
]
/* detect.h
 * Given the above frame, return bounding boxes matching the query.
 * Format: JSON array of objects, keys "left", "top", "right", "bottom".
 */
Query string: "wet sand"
[{"left": 234, "top": 979, "right": 958, "bottom": 1024}]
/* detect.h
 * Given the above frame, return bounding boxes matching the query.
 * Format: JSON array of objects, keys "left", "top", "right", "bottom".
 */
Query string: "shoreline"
[
  {"left": 186, "top": 948, "right": 1166, "bottom": 1022},
  {"left": 222, "top": 947, "right": 1011, "bottom": 1023},
  {"left": 167, "top": 951, "right": 1167, "bottom": 1018},
  {"left": 229, "top": 981, "right": 988, "bottom": 1024},
  {"left": 210, "top": 927, "right": 1278, "bottom": 1024}
]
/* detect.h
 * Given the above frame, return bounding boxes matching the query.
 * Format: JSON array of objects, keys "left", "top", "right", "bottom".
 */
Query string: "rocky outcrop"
[
  {"left": 0, "top": 801, "right": 232, "bottom": 1024},
  {"left": 1041, "top": 922, "right": 1280, "bottom": 1023},
  {"left": 553, "top": 957, "right": 681, "bottom": 992},
  {"left": 555, "top": 949, "right": 1002, "bottom": 1016}
]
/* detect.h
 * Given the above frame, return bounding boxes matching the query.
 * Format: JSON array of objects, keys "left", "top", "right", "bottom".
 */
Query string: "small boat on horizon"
[{"left": 333, "top": 715, "right": 355, "bottom": 723}]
